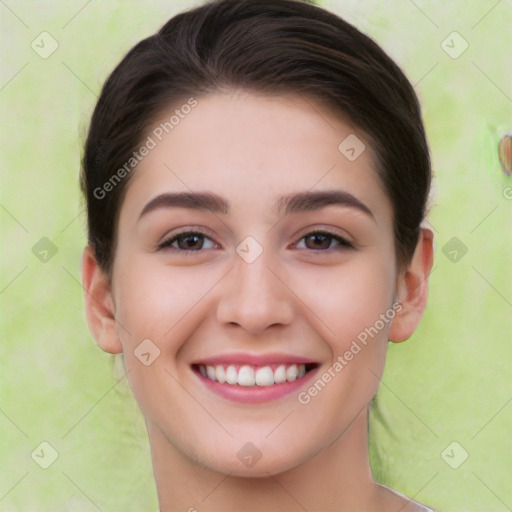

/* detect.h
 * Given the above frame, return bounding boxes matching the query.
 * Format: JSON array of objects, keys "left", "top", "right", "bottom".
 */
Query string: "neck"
[{"left": 150, "top": 407, "right": 381, "bottom": 512}]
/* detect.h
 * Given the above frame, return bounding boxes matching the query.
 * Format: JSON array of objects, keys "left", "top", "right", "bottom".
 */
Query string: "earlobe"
[
  {"left": 388, "top": 227, "right": 434, "bottom": 343},
  {"left": 81, "top": 245, "right": 123, "bottom": 354}
]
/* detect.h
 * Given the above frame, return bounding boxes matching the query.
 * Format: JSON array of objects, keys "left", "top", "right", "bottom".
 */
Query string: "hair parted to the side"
[{"left": 80, "top": 0, "right": 431, "bottom": 278}]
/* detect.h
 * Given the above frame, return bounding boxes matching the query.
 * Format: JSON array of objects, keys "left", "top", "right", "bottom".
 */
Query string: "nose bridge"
[{"left": 216, "top": 244, "right": 293, "bottom": 333}]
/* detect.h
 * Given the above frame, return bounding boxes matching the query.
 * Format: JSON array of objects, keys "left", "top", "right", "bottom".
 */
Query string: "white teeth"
[
  {"left": 238, "top": 365, "right": 255, "bottom": 386},
  {"left": 286, "top": 364, "right": 298, "bottom": 382},
  {"left": 215, "top": 365, "right": 226, "bottom": 383},
  {"left": 274, "top": 364, "right": 287, "bottom": 383},
  {"left": 255, "top": 366, "right": 274, "bottom": 386},
  {"left": 226, "top": 365, "right": 238, "bottom": 384},
  {"left": 197, "top": 363, "right": 312, "bottom": 386},
  {"left": 206, "top": 365, "right": 217, "bottom": 381}
]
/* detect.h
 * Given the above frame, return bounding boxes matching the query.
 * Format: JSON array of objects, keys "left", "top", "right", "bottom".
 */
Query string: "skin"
[{"left": 82, "top": 91, "right": 434, "bottom": 512}]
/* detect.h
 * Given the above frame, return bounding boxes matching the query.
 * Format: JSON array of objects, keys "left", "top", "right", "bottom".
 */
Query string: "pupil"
[
  {"left": 183, "top": 235, "right": 201, "bottom": 249},
  {"left": 309, "top": 234, "right": 328, "bottom": 249}
]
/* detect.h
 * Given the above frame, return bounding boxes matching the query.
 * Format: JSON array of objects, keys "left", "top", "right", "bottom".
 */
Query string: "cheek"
[
  {"left": 287, "top": 254, "right": 395, "bottom": 415},
  {"left": 289, "top": 253, "right": 396, "bottom": 350},
  {"left": 112, "top": 255, "right": 222, "bottom": 350},
  {"left": 290, "top": 256, "right": 395, "bottom": 423}
]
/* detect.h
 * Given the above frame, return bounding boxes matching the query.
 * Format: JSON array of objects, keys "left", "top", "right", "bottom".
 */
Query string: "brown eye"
[
  {"left": 158, "top": 231, "right": 217, "bottom": 253},
  {"left": 296, "top": 231, "right": 353, "bottom": 251},
  {"left": 175, "top": 234, "right": 204, "bottom": 250},
  {"left": 305, "top": 233, "right": 331, "bottom": 250}
]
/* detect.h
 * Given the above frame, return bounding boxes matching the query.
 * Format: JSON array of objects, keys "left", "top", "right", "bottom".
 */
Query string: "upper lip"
[{"left": 191, "top": 352, "right": 318, "bottom": 366}]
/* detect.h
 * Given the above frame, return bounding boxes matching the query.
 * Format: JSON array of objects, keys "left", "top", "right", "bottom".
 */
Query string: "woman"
[{"left": 81, "top": 0, "right": 435, "bottom": 510}]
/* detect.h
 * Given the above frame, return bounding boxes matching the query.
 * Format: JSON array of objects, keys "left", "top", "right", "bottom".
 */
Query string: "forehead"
[{"left": 120, "top": 91, "right": 392, "bottom": 225}]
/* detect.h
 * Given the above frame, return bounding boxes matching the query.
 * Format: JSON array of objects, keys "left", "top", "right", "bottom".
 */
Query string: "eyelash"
[{"left": 157, "top": 229, "right": 354, "bottom": 254}]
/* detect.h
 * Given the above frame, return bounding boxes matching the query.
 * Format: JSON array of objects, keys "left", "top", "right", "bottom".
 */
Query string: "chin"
[{"left": 189, "top": 436, "right": 319, "bottom": 478}]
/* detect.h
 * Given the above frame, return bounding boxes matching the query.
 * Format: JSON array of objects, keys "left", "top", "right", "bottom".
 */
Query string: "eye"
[
  {"left": 158, "top": 231, "right": 218, "bottom": 253},
  {"left": 157, "top": 229, "right": 353, "bottom": 254},
  {"left": 295, "top": 230, "right": 353, "bottom": 251}
]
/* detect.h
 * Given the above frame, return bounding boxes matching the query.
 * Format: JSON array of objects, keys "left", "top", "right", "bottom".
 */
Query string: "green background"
[{"left": 1, "top": 1, "right": 511, "bottom": 510}]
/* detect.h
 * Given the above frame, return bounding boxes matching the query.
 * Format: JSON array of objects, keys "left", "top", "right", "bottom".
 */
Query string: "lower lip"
[{"left": 193, "top": 366, "right": 320, "bottom": 404}]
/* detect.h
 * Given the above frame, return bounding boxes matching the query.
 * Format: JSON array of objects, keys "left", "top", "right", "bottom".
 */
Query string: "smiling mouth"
[{"left": 192, "top": 363, "right": 318, "bottom": 387}]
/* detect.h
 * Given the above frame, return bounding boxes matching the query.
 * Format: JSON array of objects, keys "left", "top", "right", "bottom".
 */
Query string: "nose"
[{"left": 215, "top": 247, "right": 294, "bottom": 335}]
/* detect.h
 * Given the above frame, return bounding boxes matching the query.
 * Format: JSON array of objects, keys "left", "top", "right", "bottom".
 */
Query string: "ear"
[
  {"left": 81, "top": 245, "right": 123, "bottom": 354},
  {"left": 388, "top": 227, "right": 434, "bottom": 342}
]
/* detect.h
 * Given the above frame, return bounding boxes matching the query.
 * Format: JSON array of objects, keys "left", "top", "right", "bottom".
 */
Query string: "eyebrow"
[{"left": 138, "top": 189, "right": 374, "bottom": 221}]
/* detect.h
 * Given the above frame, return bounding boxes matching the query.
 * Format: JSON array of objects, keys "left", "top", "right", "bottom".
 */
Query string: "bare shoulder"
[{"left": 374, "top": 483, "right": 438, "bottom": 512}]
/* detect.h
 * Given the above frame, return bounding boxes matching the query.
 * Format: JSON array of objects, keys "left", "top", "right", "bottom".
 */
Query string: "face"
[{"left": 99, "top": 91, "right": 403, "bottom": 476}]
